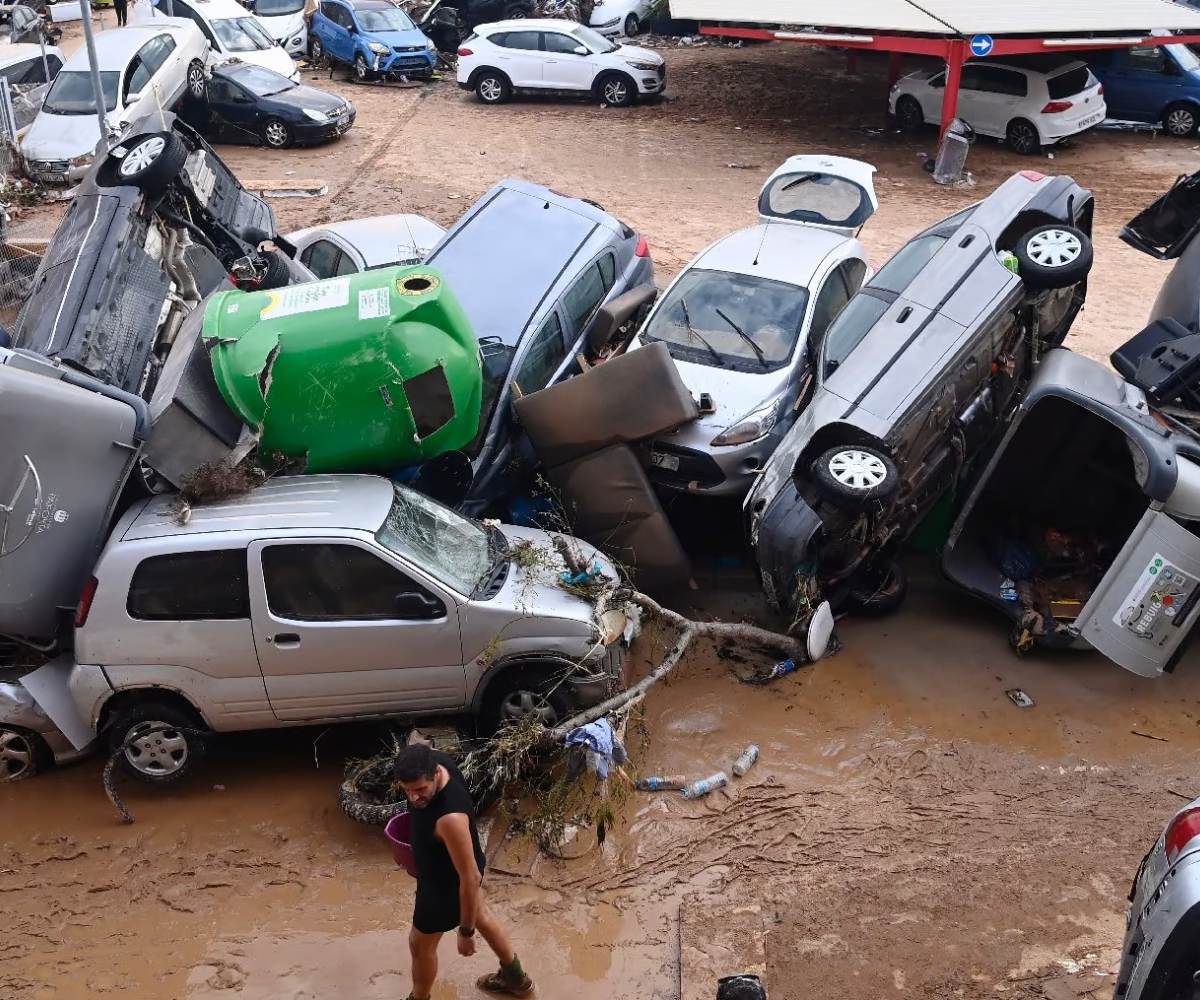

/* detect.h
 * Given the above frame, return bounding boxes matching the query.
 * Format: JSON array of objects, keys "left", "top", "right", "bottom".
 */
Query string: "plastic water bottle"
[
  {"left": 768, "top": 659, "right": 797, "bottom": 681},
  {"left": 732, "top": 745, "right": 760, "bottom": 777},
  {"left": 636, "top": 775, "right": 687, "bottom": 791},
  {"left": 681, "top": 772, "right": 728, "bottom": 800}
]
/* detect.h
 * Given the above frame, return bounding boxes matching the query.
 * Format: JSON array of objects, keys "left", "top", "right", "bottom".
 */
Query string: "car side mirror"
[
  {"left": 127, "top": 90, "right": 143, "bottom": 102},
  {"left": 930, "top": 76, "right": 945, "bottom": 89},
  {"left": 588, "top": 282, "right": 659, "bottom": 355},
  {"left": 395, "top": 591, "right": 444, "bottom": 619},
  {"left": 348, "top": 23, "right": 358, "bottom": 32},
  {"left": 573, "top": 45, "right": 588, "bottom": 55}
]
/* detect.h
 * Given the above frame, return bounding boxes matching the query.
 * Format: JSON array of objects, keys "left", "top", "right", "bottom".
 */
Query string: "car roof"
[
  {"left": 293, "top": 214, "right": 445, "bottom": 266},
  {"left": 64, "top": 25, "right": 180, "bottom": 68},
  {"left": 0, "top": 43, "right": 63, "bottom": 66},
  {"left": 122, "top": 476, "right": 396, "bottom": 541},
  {"left": 480, "top": 18, "right": 592, "bottom": 31},
  {"left": 979, "top": 54, "right": 1086, "bottom": 75},
  {"left": 695, "top": 223, "right": 850, "bottom": 286},
  {"left": 178, "top": 0, "right": 259, "bottom": 19}
]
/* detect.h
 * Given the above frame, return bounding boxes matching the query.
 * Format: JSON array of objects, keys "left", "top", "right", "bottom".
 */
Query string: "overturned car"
[{"left": 748, "top": 169, "right": 1095, "bottom": 633}]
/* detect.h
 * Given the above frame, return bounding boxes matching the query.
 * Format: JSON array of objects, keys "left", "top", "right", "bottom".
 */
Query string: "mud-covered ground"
[{"left": 5, "top": 32, "right": 1200, "bottom": 1000}]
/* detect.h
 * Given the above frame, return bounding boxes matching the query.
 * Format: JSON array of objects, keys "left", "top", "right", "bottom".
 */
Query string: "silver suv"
[{"left": 27, "top": 475, "right": 629, "bottom": 784}]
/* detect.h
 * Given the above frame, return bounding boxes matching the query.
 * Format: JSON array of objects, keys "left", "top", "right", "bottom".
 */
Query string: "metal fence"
[{"left": 0, "top": 238, "right": 40, "bottom": 333}]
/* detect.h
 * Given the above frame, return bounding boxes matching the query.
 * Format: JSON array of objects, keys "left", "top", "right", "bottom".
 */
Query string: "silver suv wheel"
[
  {"left": 1024, "top": 229, "right": 1082, "bottom": 269},
  {"left": 119, "top": 136, "right": 165, "bottom": 178},
  {"left": 124, "top": 721, "right": 189, "bottom": 777},
  {"left": 498, "top": 690, "right": 560, "bottom": 726},
  {"left": 828, "top": 449, "right": 888, "bottom": 491},
  {"left": 0, "top": 728, "right": 38, "bottom": 781}
]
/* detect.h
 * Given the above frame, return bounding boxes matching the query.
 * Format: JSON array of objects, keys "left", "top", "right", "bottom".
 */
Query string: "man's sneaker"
[{"left": 477, "top": 971, "right": 534, "bottom": 997}]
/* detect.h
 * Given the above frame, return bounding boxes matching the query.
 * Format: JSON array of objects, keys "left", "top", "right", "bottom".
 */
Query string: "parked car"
[
  {"left": 12, "top": 111, "right": 310, "bottom": 400},
  {"left": 288, "top": 213, "right": 446, "bottom": 276},
  {"left": 149, "top": 0, "right": 300, "bottom": 82},
  {"left": 1, "top": 673, "right": 92, "bottom": 782},
  {"left": 415, "top": 0, "right": 536, "bottom": 54},
  {"left": 890, "top": 54, "right": 1106, "bottom": 154},
  {"left": 19, "top": 475, "right": 633, "bottom": 784},
  {"left": 748, "top": 169, "right": 1095, "bottom": 633},
  {"left": 0, "top": 40, "right": 64, "bottom": 138},
  {"left": 632, "top": 155, "right": 877, "bottom": 498},
  {"left": 1089, "top": 43, "right": 1200, "bottom": 138},
  {"left": 248, "top": 0, "right": 307, "bottom": 57},
  {"left": 422, "top": 178, "right": 654, "bottom": 514},
  {"left": 1115, "top": 797, "right": 1200, "bottom": 999},
  {"left": 181, "top": 61, "right": 353, "bottom": 147},
  {"left": 588, "top": 0, "right": 650, "bottom": 37},
  {"left": 456, "top": 18, "right": 665, "bottom": 107},
  {"left": 310, "top": 0, "right": 437, "bottom": 81},
  {"left": 20, "top": 21, "right": 210, "bottom": 183}
]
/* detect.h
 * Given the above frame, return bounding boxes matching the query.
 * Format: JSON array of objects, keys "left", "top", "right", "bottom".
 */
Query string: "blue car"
[
  {"left": 310, "top": 0, "right": 437, "bottom": 82},
  {"left": 1089, "top": 43, "right": 1200, "bottom": 138}
]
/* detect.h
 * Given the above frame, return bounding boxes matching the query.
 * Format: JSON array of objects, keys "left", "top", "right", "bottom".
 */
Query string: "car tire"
[
  {"left": 310, "top": 36, "right": 325, "bottom": 64},
  {"left": 339, "top": 758, "right": 409, "bottom": 825},
  {"left": 624, "top": 13, "right": 640, "bottom": 35},
  {"left": 475, "top": 70, "right": 511, "bottom": 104},
  {"left": 0, "top": 725, "right": 50, "bottom": 782},
  {"left": 107, "top": 701, "right": 206, "bottom": 786},
  {"left": 112, "top": 131, "right": 188, "bottom": 197},
  {"left": 1164, "top": 102, "right": 1199, "bottom": 138},
  {"left": 1005, "top": 117, "right": 1041, "bottom": 155},
  {"left": 262, "top": 116, "right": 293, "bottom": 149},
  {"left": 598, "top": 71, "right": 636, "bottom": 107},
  {"left": 895, "top": 94, "right": 924, "bottom": 131},
  {"left": 186, "top": 59, "right": 206, "bottom": 102},
  {"left": 1013, "top": 223, "right": 1093, "bottom": 291},
  {"left": 257, "top": 249, "right": 292, "bottom": 290},
  {"left": 844, "top": 560, "right": 908, "bottom": 618},
  {"left": 810, "top": 444, "right": 899, "bottom": 511},
  {"left": 479, "top": 667, "right": 574, "bottom": 737}
]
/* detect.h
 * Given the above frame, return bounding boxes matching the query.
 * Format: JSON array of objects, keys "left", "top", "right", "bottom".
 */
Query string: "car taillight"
[
  {"left": 635, "top": 234, "right": 649, "bottom": 257},
  {"left": 1166, "top": 807, "right": 1200, "bottom": 864},
  {"left": 1041, "top": 100, "right": 1074, "bottom": 113},
  {"left": 75, "top": 576, "right": 98, "bottom": 628},
  {"left": 1097, "top": 84, "right": 1104, "bottom": 96},
  {"left": 458, "top": 46, "right": 473, "bottom": 56},
  {"left": 1019, "top": 170, "right": 1046, "bottom": 181}
]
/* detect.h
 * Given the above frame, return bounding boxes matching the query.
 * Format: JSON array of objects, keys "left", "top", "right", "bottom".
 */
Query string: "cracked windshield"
[{"left": 376, "top": 483, "right": 490, "bottom": 593}]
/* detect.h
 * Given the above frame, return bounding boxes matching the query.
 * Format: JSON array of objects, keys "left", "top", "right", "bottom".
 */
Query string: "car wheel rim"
[
  {"left": 1026, "top": 229, "right": 1081, "bottom": 268},
  {"left": 313, "top": 40, "right": 323, "bottom": 59},
  {"left": 499, "top": 691, "right": 557, "bottom": 726},
  {"left": 828, "top": 450, "right": 887, "bottom": 490},
  {"left": 625, "top": 14, "right": 637, "bottom": 33},
  {"left": 481, "top": 77, "right": 501, "bottom": 100},
  {"left": 266, "top": 122, "right": 287, "bottom": 146},
  {"left": 119, "top": 136, "right": 164, "bottom": 176},
  {"left": 189, "top": 66, "right": 204, "bottom": 96},
  {"left": 1010, "top": 124, "right": 1036, "bottom": 152},
  {"left": 123, "top": 721, "right": 188, "bottom": 776},
  {"left": 356, "top": 57, "right": 367, "bottom": 78},
  {"left": 899, "top": 99, "right": 921, "bottom": 128},
  {"left": 0, "top": 730, "right": 34, "bottom": 781},
  {"left": 604, "top": 79, "right": 626, "bottom": 103},
  {"left": 1169, "top": 109, "right": 1195, "bottom": 134}
]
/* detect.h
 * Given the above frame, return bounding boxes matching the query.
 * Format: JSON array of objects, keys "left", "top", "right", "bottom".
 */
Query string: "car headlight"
[
  {"left": 597, "top": 16, "right": 620, "bottom": 26},
  {"left": 367, "top": 41, "right": 390, "bottom": 54},
  {"left": 302, "top": 108, "right": 328, "bottom": 121},
  {"left": 626, "top": 59, "right": 659, "bottom": 71},
  {"left": 426, "top": 38, "right": 436, "bottom": 51},
  {"left": 69, "top": 153, "right": 93, "bottom": 166},
  {"left": 710, "top": 396, "right": 782, "bottom": 447}
]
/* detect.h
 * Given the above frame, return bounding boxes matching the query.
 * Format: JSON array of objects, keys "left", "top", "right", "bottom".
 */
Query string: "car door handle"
[{"left": 268, "top": 633, "right": 302, "bottom": 648}]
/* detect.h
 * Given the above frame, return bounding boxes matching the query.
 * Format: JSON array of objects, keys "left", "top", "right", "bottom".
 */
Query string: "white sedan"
[
  {"left": 588, "top": 0, "right": 651, "bottom": 37},
  {"left": 287, "top": 214, "right": 447, "bottom": 278},
  {"left": 21, "top": 20, "right": 210, "bottom": 183}
]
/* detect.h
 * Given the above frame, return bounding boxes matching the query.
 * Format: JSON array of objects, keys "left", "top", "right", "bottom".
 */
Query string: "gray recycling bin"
[
  {"left": 933, "top": 118, "right": 973, "bottom": 186},
  {"left": 0, "top": 348, "right": 149, "bottom": 642}
]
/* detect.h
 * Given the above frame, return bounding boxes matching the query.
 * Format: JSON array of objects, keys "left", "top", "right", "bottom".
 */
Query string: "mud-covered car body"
[
  {"left": 748, "top": 170, "right": 1094, "bottom": 625},
  {"left": 11, "top": 111, "right": 309, "bottom": 399}
]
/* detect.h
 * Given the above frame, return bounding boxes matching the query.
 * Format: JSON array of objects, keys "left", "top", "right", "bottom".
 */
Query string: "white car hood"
[
  {"left": 20, "top": 111, "right": 105, "bottom": 162},
  {"left": 659, "top": 352, "right": 789, "bottom": 437},
  {"left": 258, "top": 9, "right": 305, "bottom": 41},
  {"left": 615, "top": 42, "right": 662, "bottom": 64},
  {"left": 220, "top": 46, "right": 298, "bottom": 80}
]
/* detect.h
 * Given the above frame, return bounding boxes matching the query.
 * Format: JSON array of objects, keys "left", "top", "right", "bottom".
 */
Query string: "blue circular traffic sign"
[{"left": 970, "top": 34, "right": 994, "bottom": 57}]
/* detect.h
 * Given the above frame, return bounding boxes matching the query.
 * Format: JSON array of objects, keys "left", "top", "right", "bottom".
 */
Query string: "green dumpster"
[{"left": 205, "top": 267, "right": 482, "bottom": 474}]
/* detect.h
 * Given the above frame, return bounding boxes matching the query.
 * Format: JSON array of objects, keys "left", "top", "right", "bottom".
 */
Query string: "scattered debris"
[
  {"left": 636, "top": 775, "right": 687, "bottom": 791},
  {"left": 1132, "top": 730, "right": 1169, "bottom": 742},
  {"left": 681, "top": 771, "right": 727, "bottom": 800},
  {"left": 732, "top": 745, "right": 760, "bottom": 777},
  {"left": 727, "top": 163, "right": 759, "bottom": 169},
  {"left": 1007, "top": 689, "right": 1035, "bottom": 709}
]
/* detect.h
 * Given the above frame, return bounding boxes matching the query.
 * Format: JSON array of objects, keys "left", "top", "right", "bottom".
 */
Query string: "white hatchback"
[
  {"left": 456, "top": 18, "right": 664, "bottom": 107},
  {"left": 149, "top": 0, "right": 300, "bottom": 82},
  {"left": 889, "top": 55, "right": 1106, "bottom": 154}
]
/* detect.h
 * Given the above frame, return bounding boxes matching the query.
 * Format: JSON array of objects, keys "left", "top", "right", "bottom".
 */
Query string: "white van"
[
  {"left": 140, "top": 0, "right": 299, "bottom": 80},
  {"left": 248, "top": 0, "right": 307, "bottom": 59}
]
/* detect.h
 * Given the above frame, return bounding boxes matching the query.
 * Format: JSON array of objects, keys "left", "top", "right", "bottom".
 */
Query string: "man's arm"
[{"left": 437, "top": 813, "right": 481, "bottom": 931}]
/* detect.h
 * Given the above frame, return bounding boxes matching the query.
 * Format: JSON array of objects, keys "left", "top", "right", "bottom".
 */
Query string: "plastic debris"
[
  {"left": 998, "top": 251, "right": 1020, "bottom": 275},
  {"left": 681, "top": 772, "right": 728, "bottom": 799},
  {"left": 560, "top": 560, "right": 603, "bottom": 586},
  {"left": 732, "top": 744, "right": 760, "bottom": 777},
  {"left": 999, "top": 577, "right": 1019, "bottom": 601},
  {"left": 766, "top": 659, "right": 798, "bottom": 681},
  {"left": 1006, "top": 689, "right": 1034, "bottom": 708},
  {"left": 636, "top": 775, "right": 687, "bottom": 791}
]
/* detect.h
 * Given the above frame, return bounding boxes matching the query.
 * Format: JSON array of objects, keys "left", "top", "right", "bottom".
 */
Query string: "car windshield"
[
  {"left": 231, "top": 64, "right": 294, "bottom": 95},
  {"left": 254, "top": 0, "right": 304, "bottom": 15},
  {"left": 640, "top": 269, "right": 810, "bottom": 374},
  {"left": 468, "top": 338, "right": 518, "bottom": 455},
  {"left": 213, "top": 16, "right": 279, "bottom": 51},
  {"left": 572, "top": 24, "right": 619, "bottom": 53},
  {"left": 376, "top": 482, "right": 491, "bottom": 593},
  {"left": 356, "top": 7, "right": 415, "bottom": 31},
  {"left": 1169, "top": 44, "right": 1200, "bottom": 74},
  {"left": 42, "top": 70, "right": 119, "bottom": 113}
]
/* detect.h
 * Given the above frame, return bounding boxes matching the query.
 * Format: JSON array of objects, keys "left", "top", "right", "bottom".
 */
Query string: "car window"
[
  {"left": 1047, "top": 65, "right": 1094, "bottom": 99},
  {"left": 1127, "top": 47, "right": 1168, "bottom": 73},
  {"left": 300, "top": 239, "right": 343, "bottom": 279},
  {"left": 640, "top": 268, "right": 811, "bottom": 374},
  {"left": 127, "top": 550, "right": 250, "bottom": 620},
  {"left": 334, "top": 251, "right": 359, "bottom": 276},
  {"left": 821, "top": 292, "right": 891, "bottom": 373},
  {"left": 213, "top": 17, "right": 278, "bottom": 51},
  {"left": 808, "top": 269, "right": 851, "bottom": 345},
  {"left": 231, "top": 64, "right": 294, "bottom": 95},
  {"left": 124, "top": 56, "right": 153, "bottom": 101},
  {"left": 319, "top": 1, "right": 340, "bottom": 19},
  {"left": 207, "top": 76, "right": 244, "bottom": 102},
  {"left": 141, "top": 35, "right": 176, "bottom": 75},
  {"left": 514, "top": 311, "right": 567, "bottom": 393},
  {"left": 563, "top": 260, "right": 609, "bottom": 336},
  {"left": 0, "top": 57, "right": 37, "bottom": 86},
  {"left": 356, "top": 7, "right": 416, "bottom": 31},
  {"left": 840, "top": 257, "right": 868, "bottom": 294},
  {"left": 543, "top": 32, "right": 581, "bottom": 54},
  {"left": 759, "top": 172, "right": 873, "bottom": 228},
  {"left": 43, "top": 69, "right": 120, "bottom": 113},
  {"left": 960, "top": 65, "right": 986, "bottom": 91},
  {"left": 981, "top": 66, "right": 1027, "bottom": 97},
  {"left": 867, "top": 234, "right": 948, "bottom": 295},
  {"left": 597, "top": 252, "right": 616, "bottom": 290},
  {"left": 262, "top": 543, "right": 441, "bottom": 621},
  {"left": 499, "top": 30, "right": 540, "bottom": 50}
]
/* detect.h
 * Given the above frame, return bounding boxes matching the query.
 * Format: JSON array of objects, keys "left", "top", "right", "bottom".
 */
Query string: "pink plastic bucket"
[{"left": 384, "top": 811, "right": 417, "bottom": 877}]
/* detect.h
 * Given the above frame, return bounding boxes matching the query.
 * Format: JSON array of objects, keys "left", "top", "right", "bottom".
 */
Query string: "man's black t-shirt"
[{"left": 410, "top": 751, "right": 487, "bottom": 900}]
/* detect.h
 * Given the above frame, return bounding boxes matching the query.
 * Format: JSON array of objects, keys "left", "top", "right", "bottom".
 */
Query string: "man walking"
[
  {"left": 394, "top": 743, "right": 534, "bottom": 999},
  {"left": 114, "top": 0, "right": 128, "bottom": 27}
]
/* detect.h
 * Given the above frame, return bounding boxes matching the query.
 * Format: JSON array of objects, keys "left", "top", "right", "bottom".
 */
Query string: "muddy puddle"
[{"left": 4, "top": 558, "right": 1198, "bottom": 999}]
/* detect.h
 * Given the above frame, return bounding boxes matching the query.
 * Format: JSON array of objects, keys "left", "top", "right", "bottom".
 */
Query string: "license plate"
[
  {"left": 650, "top": 451, "right": 679, "bottom": 472},
  {"left": 337, "top": 114, "right": 349, "bottom": 127},
  {"left": 1078, "top": 112, "right": 1103, "bottom": 130},
  {"left": 36, "top": 172, "right": 66, "bottom": 184}
]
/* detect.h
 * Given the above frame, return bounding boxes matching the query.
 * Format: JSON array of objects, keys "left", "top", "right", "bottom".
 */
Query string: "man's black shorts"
[{"left": 412, "top": 887, "right": 461, "bottom": 935}]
